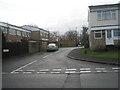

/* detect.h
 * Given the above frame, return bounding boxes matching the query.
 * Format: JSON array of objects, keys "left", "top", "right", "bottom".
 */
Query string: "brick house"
[
  {"left": 0, "top": 22, "right": 32, "bottom": 56},
  {"left": 0, "top": 22, "right": 31, "bottom": 42},
  {"left": 22, "top": 25, "right": 49, "bottom": 51},
  {"left": 88, "top": 3, "right": 120, "bottom": 51}
]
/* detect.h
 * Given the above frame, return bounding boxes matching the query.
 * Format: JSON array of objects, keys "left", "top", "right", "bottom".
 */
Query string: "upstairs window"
[
  {"left": 1, "top": 26, "right": 7, "bottom": 33},
  {"left": 28, "top": 33, "right": 31, "bottom": 37},
  {"left": 97, "top": 10, "right": 116, "bottom": 20},
  {"left": 22, "top": 32, "right": 27, "bottom": 37},
  {"left": 111, "top": 10, "right": 116, "bottom": 19},
  {"left": 9, "top": 28, "right": 16, "bottom": 35},
  {"left": 17, "top": 30, "right": 21, "bottom": 36}
]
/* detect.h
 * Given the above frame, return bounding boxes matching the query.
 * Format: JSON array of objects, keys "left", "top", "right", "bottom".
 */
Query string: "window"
[
  {"left": 114, "top": 30, "right": 120, "bottom": 37},
  {"left": 1, "top": 26, "right": 7, "bottom": 33},
  {"left": 97, "top": 10, "right": 116, "bottom": 20},
  {"left": 9, "top": 28, "right": 16, "bottom": 35},
  {"left": 97, "top": 11, "right": 102, "bottom": 20},
  {"left": 28, "top": 33, "right": 31, "bottom": 37},
  {"left": 27, "top": 33, "right": 30, "bottom": 37},
  {"left": 111, "top": 10, "right": 116, "bottom": 19},
  {"left": 94, "top": 30, "right": 102, "bottom": 39},
  {"left": 106, "top": 11, "right": 111, "bottom": 20},
  {"left": 17, "top": 30, "right": 21, "bottom": 36},
  {"left": 22, "top": 32, "right": 27, "bottom": 37},
  {"left": 42, "top": 32, "right": 44, "bottom": 37}
]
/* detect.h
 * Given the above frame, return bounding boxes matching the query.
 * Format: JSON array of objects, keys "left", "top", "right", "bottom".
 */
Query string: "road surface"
[{"left": 2, "top": 47, "right": 119, "bottom": 88}]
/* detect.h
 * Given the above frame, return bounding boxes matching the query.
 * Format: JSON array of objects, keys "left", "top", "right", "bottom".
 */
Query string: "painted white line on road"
[
  {"left": 112, "top": 67, "right": 120, "bottom": 70},
  {"left": 102, "top": 70, "right": 107, "bottom": 72},
  {"left": 80, "top": 68, "right": 90, "bottom": 71},
  {"left": 23, "top": 72, "right": 32, "bottom": 74},
  {"left": 16, "top": 70, "right": 23, "bottom": 72},
  {"left": 39, "top": 69, "right": 49, "bottom": 71},
  {"left": 43, "top": 55, "right": 49, "bottom": 58},
  {"left": 52, "top": 69, "right": 62, "bottom": 71},
  {"left": 95, "top": 68, "right": 105, "bottom": 70},
  {"left": 96, "top": 71, "right": 102, "bottom": 72},
  {"left": 66, "top": 69, "right": 77, "bottom": 71},
  {"left": 80, "top": 71, "right": 91, "bottom": 73},
  {"left": 50, "top": 54, "right": 53, "bottom": 55},
  {"left": 43, "top": 54, "right": 53, "bottom": 58},
  {"left": 54, "top": 51, "right": 60, "bottom": 54},
  {"left": 10, "top": 60, "right": 37, "bottom": 73},
  {"left": 11, "top": 72, "right": 19, "bottom": 74},
  {"left": 114, "top": 70, "right": 119, "bottom": 72},
  {"left": 26, "top": 69, "right": 35, "bottom": 72},
  {"left": 65, "top": 71, "right": 76, "bottom": 74}
]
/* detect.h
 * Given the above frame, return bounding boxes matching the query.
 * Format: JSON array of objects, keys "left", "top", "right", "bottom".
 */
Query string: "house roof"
[
  {"left": 22, "top": 25, "right": 42, "bottom": 31},
  {"left": 89, "top": 3, "right": 120, "bottom": 9},
  {"left": 22, "top": 25, "right": 49, "bottom": 32},
  {"left": 0, "top": 21, "right": 31, "bottom": 32}
]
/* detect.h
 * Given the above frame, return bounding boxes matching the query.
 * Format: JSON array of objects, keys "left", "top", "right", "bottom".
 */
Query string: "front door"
[{"left": 105, "top": 30, "right": 114, "bottom": 45}]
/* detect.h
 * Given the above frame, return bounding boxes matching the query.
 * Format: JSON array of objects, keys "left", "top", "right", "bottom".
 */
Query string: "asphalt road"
[{"left": 2, "top": 47, "right": 119, "bottom": 88}]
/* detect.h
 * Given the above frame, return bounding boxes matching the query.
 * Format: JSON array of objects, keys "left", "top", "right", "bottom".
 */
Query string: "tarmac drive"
[{"left": 2, "top": 47, "right": 119, "bottom": 88}]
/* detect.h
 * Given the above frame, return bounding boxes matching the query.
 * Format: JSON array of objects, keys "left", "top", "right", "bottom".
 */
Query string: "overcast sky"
[{"left": 0, "top": 0, "right": 119, "bottom": 34}]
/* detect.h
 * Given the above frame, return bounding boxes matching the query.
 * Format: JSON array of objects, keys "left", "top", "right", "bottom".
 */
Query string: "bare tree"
[{"left": 64, "top": 30, "right": 79, "bottom": 46}]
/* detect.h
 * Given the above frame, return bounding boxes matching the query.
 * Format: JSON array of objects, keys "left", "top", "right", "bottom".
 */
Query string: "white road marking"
[
  {"left": 80, "top": 68, "right": 90, "bottom": 71},
  {"left": 39, "top": 69, "right": 49, "bottom": 71},
  {"left": 9, "top": 67, "right": 119, "bottom": 74},
  {"left": 80, "top": 71, "right": 91, "bottom": 73},
  {"left": 16, "top": 70, "right": 23, "bottom": 72},
  {"left": 112, "top": 67, "right": 120, "bottom": 70},
  {"left": 11, "top": 72, "right": 19, "bottom": 74},
  {"left": 43, "top": 54, "right": 53, "bottom": 58},
  {"left": 114, "top": 70, "right": 119, "bottom": 72},
  {"left": 102, "top": 70, "right": 107, "bottom": 72},
  {"left": 50, "top": 54, "right": 53, "bottom": 55},
  {"left": 52, "top": 69, "right": 62, "bottom": 71},
  {"left": 95, "top": 68, "right": 105, "bottom": 70},
  {"left": 23, "top": 72, "right": 32, "bottom": 74},
  {"left": 65, "top": 71, "right": 76, "bottom": 74},
  {"left": 96, "top": 71, "right": 102, "bottom": 72},
  {"left": 54, "top": 51, "right": 60, "bottom": 54},
  {"left": 43, "top": 55, "right": 49, "bottom": 58},
  {"left": 10, "top": 60, "right": 37, "bottom": 73},
  {"left": 66, "top": 69, "right": 77, "bottom": 71},
  {"left": 26, "top": 69, "right": 35, "bottom": 72}
]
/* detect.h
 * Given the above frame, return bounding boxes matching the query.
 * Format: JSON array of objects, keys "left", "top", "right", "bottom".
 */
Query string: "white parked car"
[{"left": 47, "top": 43, "right": 58, "bottom": 52}]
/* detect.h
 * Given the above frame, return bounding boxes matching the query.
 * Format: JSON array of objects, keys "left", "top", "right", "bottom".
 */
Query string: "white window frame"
[
  {"left": 22, "top": 32, "right": 28, "bottom": 37},
  {"left": 1, "top": 26, "right": 7, "bottom": 33},
  {"left": 17, "top": 30, "right": 21, "bottom": 36},
  {"left": 94, "top": 30, "right": 102, "bottom": 39},
  {"left": 97, "top": 10, "right": 116, "bottom": 20},
  {"left": 114, "top": 29, "right": 120, "bottom": 39},
  {"left": 9, "top": 28, "right": 16, "bottom": 35}
]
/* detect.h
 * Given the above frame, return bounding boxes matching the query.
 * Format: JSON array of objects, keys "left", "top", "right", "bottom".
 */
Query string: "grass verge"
[{"left": 80, "top": 48, "right": 119, "bottom": 59}]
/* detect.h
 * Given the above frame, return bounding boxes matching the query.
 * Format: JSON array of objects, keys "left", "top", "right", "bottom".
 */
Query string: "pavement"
[{"left": 67, "top": 48, "right": 119, "bottom": 65}]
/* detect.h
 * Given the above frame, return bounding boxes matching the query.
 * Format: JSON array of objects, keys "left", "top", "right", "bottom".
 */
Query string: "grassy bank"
[{"left": 80, "top": 48, "right": 119, "bottom": 59}]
